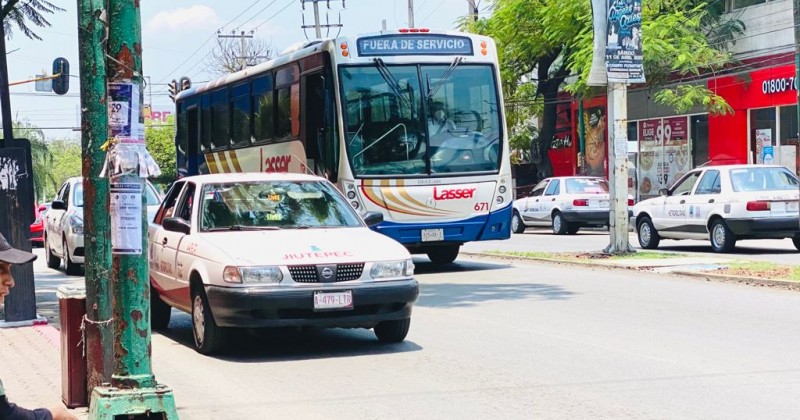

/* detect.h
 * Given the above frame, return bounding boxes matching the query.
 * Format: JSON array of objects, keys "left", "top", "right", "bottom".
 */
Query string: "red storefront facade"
[{"left": 545, "top": 61, "right": 800, "bottom": 201}]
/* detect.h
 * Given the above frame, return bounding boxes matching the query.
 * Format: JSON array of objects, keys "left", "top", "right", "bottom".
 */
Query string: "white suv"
[
  {"left": 632, "top": 165, "right": 800, "bottom": 253},
  {"left": 45, "top": 177, "right": 162, "bottom": 275}
]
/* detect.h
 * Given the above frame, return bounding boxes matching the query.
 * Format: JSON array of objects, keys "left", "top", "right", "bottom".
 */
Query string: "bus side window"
[
  {"left": 253, "top": 74, "right": 275, "bottom": 143},
  {"left": 210, "top": 89, "right": 230, "bottom": 150},
  {"left": 231, "top": 82, "right": 251, "bottom": 148},
  {"left": 200, "top": 94, "right": 213, "bottom": 152}
]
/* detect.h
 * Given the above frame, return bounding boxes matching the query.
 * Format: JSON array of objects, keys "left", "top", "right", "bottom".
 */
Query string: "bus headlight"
[
  {"left": 496, "top": 196, "right": 504, "bottom": 204},
  {"left": 351, "top": 201, "right": 360, "bottom": 209},
  {"left": 347, "top": 190, "right": 356, "bottom": 199}
]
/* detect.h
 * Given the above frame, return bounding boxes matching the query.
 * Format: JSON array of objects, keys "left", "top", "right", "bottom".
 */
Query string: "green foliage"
[
  {"left": 146, "top": 116, "right": 176, "bottom": 189},
  {"left": 47, "top": 139, "right": 81, "bottom": 199},
  {"left": 10, "top": 120, "right": 55, "bottom": 202},
  {"left": 653, "top": 85, "right": 733, "bottom": 115},
  {"left": 1, "top": 0, "right": 64, "bottom": 40}
]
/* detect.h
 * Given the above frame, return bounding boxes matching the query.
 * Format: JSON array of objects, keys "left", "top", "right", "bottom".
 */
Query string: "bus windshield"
[{"left": 341, "top": 64, "right": 501, "bottom": 177}]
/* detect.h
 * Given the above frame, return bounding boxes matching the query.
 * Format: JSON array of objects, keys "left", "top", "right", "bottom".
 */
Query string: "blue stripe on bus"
[{"left": 372, "top": 204, "right": 512, "bottom": 245}]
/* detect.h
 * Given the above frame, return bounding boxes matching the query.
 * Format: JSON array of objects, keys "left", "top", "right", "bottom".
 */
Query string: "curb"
[{"left": 462, "top": 251, "right": 800, "bottom": 289}]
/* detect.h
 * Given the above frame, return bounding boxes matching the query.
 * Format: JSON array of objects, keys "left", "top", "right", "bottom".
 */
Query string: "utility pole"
[
  {"left": 77, "top": 0, "right": 113, "bottom": 398},
  {"left": 0, "top": 27, "right": 13, "bottom": 144},
  {"left": 87, "top": 0, "right": 178, "bottom": 417},
  {"left": 468, "top": 0, "right": 479, "bottom": 21},
  {"left": 218, "top": 30, "right": 254, "bottom": 71},
  {"left": 605, "top": 83, "right": 632, "bottom": 254},
  {"left": 408, "top": 0, "right": 415, "bottom": 28},
  {"left": 301, "top": 1, "right": 343, "bottom": 39},
  {"left": 313, "top": 0, "right": 323, "bottom": 38}
]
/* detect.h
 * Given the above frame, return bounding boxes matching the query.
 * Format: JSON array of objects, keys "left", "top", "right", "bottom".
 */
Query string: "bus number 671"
[{"left": 474, "top": 202, "right": 490, "bottom": 211}]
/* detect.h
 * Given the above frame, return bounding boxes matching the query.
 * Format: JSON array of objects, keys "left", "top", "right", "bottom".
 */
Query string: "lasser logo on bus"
[
  {"left": 263, "top": 154, "right": 292, "bottom": 172},
  {"left": 433, "top": 187, "right": 476, "bottom": 201}
]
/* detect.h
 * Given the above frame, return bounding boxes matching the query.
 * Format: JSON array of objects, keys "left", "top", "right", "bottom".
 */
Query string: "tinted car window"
[
  {"left": 730, "top": 167, "right": 799, "bottom": 192},
  {"left": 545, "top": 180, "right": 560, "bottom": 196},
  {"left": 565, "top": 178, "right": 609, "bottom": 194},
  {"left": 200, "top": 180, "right": 362, "bottom": 231},
  {"left": 695, "top": 170, "right": 721, "bottom": 195}
]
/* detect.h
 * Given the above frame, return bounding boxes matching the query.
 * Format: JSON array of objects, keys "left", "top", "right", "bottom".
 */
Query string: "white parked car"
[
  {"left": 511, "top": 176, "right": 632, "bottom": 235},
  {"left": 632, "top": 164, "right": 800, "bottom": 253},
  {"left": 147, "top": 172, "right": 419, "bottom": 354},
  {"left": 45, "top": 177, "right": 162, "bottom": 275}
]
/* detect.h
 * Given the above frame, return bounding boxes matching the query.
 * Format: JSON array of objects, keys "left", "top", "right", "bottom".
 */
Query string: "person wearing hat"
[{"left": 0, "top": 232, "right": 77, "bottom": 420}]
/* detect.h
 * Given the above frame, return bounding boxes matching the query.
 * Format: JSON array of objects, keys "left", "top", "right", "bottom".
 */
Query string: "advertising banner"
[
  {"left": 583, "top": 106, "right": 607, "bottom": 177},
  {"left": 637, "top": 117, "right": 690, "bottom": 198},
  {"left": 606, "top": 0, "right": 645, "bottom": 83}
]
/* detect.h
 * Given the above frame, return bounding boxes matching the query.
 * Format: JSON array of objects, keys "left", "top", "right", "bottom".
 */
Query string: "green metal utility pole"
[
  {"left": 77, "top": 0, "right": 114, "bottom": 398},
  {"left": 87, "top": 0, "right": 178, "bottom": 418}
]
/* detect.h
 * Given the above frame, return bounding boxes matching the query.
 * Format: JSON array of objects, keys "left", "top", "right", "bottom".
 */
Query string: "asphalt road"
[
  {"left": 25, "top": 249, "right": 800, "bottom": 419},
  {"left": 464, "top": 227, "right": 800, "bottom": 265}
]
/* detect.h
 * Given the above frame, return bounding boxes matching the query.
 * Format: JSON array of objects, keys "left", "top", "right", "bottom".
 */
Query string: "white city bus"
[{"left": 174, "top": 29, "right": 512, "bottom": 263}]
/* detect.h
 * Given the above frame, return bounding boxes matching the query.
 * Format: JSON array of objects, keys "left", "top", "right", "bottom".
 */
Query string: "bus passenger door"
[{"left": 302, "top": 71, "right": 327, "bottom": 178}]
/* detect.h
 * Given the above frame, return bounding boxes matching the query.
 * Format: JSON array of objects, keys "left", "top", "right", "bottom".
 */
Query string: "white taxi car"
[
  {"left": 148, "top": 173, "right": 419, "bottom": 354},
  {"left": 632, "top": 164, "right": 800, "bottom": 253},
  {"left": 512, "top": 176, "right": 632, "bottom": 235}
]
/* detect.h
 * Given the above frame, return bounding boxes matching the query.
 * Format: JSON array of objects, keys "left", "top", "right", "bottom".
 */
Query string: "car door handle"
[
  {"left": 551, "top": 198, "right": 556, "bottom": 201},
  {"left": 679, "top": 200, "right": 686, "bottom": 204},
  {"left": 162, "top": 237, "right": 168, "bottom": 245},
  {"left": 708, "top": 199, "right": 715, "bottom": 203}
]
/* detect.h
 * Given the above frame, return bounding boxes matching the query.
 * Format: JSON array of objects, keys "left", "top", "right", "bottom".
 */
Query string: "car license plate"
[
  {"left": 421, "top": 228, "right": 444, "bottom": 242},
  {"left": 787, "top": 201, "right": 799, "bottom": 212},
  {"left": 600, "top": 200, "right": 610, "bottom": 208},
  {"left": 313, "top": 290, "right": 353, "bottom": 311}
]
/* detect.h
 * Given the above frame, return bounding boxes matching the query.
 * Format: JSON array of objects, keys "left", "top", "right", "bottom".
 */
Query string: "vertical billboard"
[
  {"left": 638, "top": 116, "right": 690, "bottom": 198},
  {"left": 606, "top": 0, "right": 645, "bottom": 83},
  {"left": 583, "top": 106, "right": 607, "bottom": 177}
]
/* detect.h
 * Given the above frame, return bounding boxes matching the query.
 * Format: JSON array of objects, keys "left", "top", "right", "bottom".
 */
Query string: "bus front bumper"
[{"left": 372, "top": 204, "right": 512, "bottom": 246}]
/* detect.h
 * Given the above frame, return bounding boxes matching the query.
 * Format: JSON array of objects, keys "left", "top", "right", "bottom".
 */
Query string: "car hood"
[{"left": 196, "top": 227, "right": 411, "bottom": 266}]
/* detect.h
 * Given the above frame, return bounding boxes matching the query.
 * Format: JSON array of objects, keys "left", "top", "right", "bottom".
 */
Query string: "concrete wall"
[{"left": 726, "top": 0, "right": 793, "bottom": 59}]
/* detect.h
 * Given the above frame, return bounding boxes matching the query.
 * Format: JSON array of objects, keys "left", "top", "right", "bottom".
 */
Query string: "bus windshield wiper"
[
  {"left": 427, "top": 57, "right": 463, "bottom": 100},
  {"left": 373, "top": 58, "right": 412, "bottom": 110}
]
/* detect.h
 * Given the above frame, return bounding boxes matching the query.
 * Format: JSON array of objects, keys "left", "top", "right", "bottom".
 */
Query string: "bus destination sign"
[{"left": 357, "top": 35, "right": 474, "bottom": 56}]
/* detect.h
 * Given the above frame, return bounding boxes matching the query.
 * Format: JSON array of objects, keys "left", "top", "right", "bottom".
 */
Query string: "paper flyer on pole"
[{"left": 110, "top": 182, "right": 143, "bottom": 255}]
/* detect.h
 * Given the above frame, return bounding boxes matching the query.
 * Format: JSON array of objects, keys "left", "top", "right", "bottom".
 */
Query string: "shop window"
[
  {"left": 749, "top": 108, "right": 776, "bottom": 164},
  {"left": 691, "top": 115, "right": 709, "bottom": 167},
  {"left": 779, "top": 106, "right": 798, "bottom": 145}
]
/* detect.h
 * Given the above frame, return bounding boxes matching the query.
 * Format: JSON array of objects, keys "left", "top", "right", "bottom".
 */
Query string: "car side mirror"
[
  {"left": 51, "top": 200, "right": 66, "bottom": 211},
  {"left": 658, "top": 188, "right": 670, "bottom": 197},
  {"left": 362, "top": 211, "right": 384, "bottom": 227},
  {"left": 162, "top": 217, "right": 191, "bottom": 235}
]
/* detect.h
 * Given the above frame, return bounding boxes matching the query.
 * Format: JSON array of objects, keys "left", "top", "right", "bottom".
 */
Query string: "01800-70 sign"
[{"left": 762, "top": 77, "right": 797, "bottom": 94}]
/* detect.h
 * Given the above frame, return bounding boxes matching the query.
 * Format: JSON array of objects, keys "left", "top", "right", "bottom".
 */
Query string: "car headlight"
[
  {"left": 370, "top": 260, "right": 414, "bottom": 279},
  {"left": 69, "top": 215, "right": 83, "bottom": 235},
  {"left": 224, "top": 266, "right": 283, "bottom": 284}
]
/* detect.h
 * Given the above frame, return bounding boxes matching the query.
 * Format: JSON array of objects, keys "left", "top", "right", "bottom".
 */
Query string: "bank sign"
[{"left": 357, "top": 35, "right": 473, "bottom": 56}]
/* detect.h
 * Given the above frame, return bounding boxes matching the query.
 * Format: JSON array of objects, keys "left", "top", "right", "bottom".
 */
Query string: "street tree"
[
  {"left": 468, "top": 0, "right": 741, "bottom": 180},
  {"left": 48, "top": 138, "right": 81, "bottom": 198},
  {"left": 145, "top": 116, "right": 176, "bottom": 189},
  {"left": 1, "top": 0, "right": 63, "bottom": 40},
  {"left": 206, "top": 35, "right": 274, "bottom": 76},
  {"left": 11, "top": 121, "right": 54, "bottom": 201}
]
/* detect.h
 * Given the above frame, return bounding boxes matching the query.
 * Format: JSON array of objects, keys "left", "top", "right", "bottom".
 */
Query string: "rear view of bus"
[{"left": 335, "top": 30, "right": 512, "bottom": 263}]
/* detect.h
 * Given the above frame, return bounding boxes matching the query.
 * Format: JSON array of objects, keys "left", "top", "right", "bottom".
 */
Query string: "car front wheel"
[
  {"left": 63, "top": 238, "right": 81, "bottom": 276},
  {"left": 374, "top": 318, "right": 411, "bottom": 343},
  {"left": 637, "top": 217, "right": 661, "bottom": 249},
  {"left": 151, "top": 285, "right": 172, "bottom": 330},
  {"left": 192, "top": 286, "right": 226, "bottom": 355},
  {"left": 427, "top": 245, "right": 459, "bottom": 264},
  {"left": 710, "top": 219, "right": 736, "bottom": 253},
  {"left": 511, "top": 211, "right": 526, "bottom": 234},
  {"left": 45, "top": 235, "right": 60, "bottom": 269}
]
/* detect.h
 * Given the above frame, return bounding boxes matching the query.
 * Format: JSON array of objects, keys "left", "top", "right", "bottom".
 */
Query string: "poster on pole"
[
  {"left": 110, "top": 182, "right": 143, "bottom": 255},
  {"left": 605, "top": 0, "right": 645, "bottom": 83},
  {"left": 108, "top": 82, "right": 144, "bottom": 144}
]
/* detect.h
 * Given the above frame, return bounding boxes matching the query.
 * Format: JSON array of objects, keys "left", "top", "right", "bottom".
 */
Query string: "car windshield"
[
  {"left": 729, "top": 167, "right": 799, "bottom": 192},
  {"left": 565, "top": 178, "right": 609, "bottom": 194},
  {"left": 200, "top": 180, "right": 363, "bottom": 231},
  {"left": 340, "top": 64, "right": 501, "bottom": 176}
]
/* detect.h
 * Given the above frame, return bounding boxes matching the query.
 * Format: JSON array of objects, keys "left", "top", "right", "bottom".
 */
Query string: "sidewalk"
[{"left": 0, "top": 322, "right": 88, "bottom": 416}]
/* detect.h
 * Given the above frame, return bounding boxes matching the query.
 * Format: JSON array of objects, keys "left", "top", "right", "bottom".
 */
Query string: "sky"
[{"left": 5, "top": 0, "right": 483, "bottom": 140}]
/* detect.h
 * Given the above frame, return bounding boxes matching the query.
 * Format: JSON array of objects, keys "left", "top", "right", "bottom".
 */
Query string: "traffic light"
[
  {"left": 168, "top": 79, "right": 178, "bottom": 102},
  {"left": 179, "top": 76, "right": 191, "bottom": 92},
  {"left": 52, "top": 57, "right": 69, "bottom": 95}
]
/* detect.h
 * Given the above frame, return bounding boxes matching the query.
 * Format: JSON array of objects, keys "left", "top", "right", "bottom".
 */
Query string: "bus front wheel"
[{"left": 427, "top": 245, "right": 459, "bottom": 264}]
